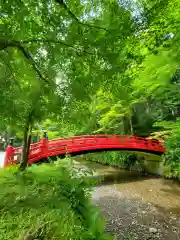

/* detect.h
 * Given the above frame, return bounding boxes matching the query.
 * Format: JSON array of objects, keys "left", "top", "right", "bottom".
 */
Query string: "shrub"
[
  {"left": 0, "top": 159, "right": 111, "bottom": 240},
  {"left": 80, "top": 151, "right": 137, "bottom": 169},
  {"left": 163, "top": 131, "right": 180, "bottom": 179}
]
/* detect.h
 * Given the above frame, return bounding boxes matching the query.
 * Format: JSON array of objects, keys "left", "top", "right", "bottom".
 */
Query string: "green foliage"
[
  {"left": 81, "top": 152, "right": 137, "bottom": 170},
  {"left": 0, "top": 0, "right": 136, "bottom": 154},
  {"left": 161, "top": 120, "right": 180, "bottom": 179},
  {"left": 152, "top": 118, "right": 180, "bottom": 140},
  {"left": 1, "top": 0, "right": 180, "bottom": 175},
  {"left": 0, "top": 160, "right": 111, "bottom": 240}
]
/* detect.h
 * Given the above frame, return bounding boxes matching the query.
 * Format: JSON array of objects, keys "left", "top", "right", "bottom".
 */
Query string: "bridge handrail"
[{"left": 4, "top": 135, "right": 165, "bottom": 167}]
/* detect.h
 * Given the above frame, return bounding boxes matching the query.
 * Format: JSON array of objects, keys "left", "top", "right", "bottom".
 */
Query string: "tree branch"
[
  {"left": 0, "top": 54, "right": 21, "bottom": 87},
  {"left": 19, "top": 45, "right": 52, "bottom": 86},
  {"left": 55, "top": 0, "right": 109, "bottom": 32},
  {"left": 55, "top": 0, "right": 80, "bottom": 23},
  {"left": 0, "top": 39, "right": 52, "bottom": 86},
  {"left": 21, "top": 39, "right": 94, "bottom": 55},
  {"left": 0, "top": 38, "right": 94, "bottom": 56}
]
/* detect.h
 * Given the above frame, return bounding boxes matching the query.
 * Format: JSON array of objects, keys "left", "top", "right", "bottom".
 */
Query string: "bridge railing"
[
  {"left": 3, "top": 135, "right": 165, "bottom": 167},
  {"left": 44, "top": 135, "right": 165, "bottom": 156},
  {"left": 4, "top": 141, "right": 43, "bottom": 167}
]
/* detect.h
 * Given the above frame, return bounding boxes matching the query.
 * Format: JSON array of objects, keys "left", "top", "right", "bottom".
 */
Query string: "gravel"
[{"left": 92, "top": 185, "right": 180, "bottom": 240}]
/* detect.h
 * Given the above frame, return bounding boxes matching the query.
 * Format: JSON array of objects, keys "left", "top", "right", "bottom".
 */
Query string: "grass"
[{"left": 0, "top": 159, "right": 111, "bottom": 240}]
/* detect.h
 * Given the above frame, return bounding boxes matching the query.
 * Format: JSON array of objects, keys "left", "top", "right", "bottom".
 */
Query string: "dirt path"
[{"left": 92, "top": 184, "right": 180, "bottom": 240}]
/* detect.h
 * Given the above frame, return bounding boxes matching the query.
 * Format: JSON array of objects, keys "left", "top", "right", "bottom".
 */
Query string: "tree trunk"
[
  {"left": 19, "top": 112, "right": 34, "bottom": 171},
  {"left": 19, "top": 123, "right": 29, "bottom": 171},
  {"left": 26, "top": 126, "right": 32, "bottom": 162},
  {"left": 122, "top": 116, "right": 127, "bottom": 134},
  {"left": 129, "top": 117, "right": 134, "bottom": 135}
]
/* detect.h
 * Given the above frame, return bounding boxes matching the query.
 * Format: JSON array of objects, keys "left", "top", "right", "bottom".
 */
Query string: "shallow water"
[{"left": 76, "top": 157, "right": 180, "bottom": 239}]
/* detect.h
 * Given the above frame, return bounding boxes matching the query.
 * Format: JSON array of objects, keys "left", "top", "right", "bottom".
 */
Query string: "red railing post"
[
  {"left": 40, "top": 137, "right": 48, "bottom": 158},
  {"left": 4, "top": 145, "right": 15, "bottom": 167}
]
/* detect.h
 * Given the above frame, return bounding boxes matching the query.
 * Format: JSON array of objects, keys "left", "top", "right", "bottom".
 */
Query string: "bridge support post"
[
  {"left": 40, "top": 137, "right": 48, "bottom": 158},
  {"left": 4, "top": 145, "right": 15, "bottom": 167}
]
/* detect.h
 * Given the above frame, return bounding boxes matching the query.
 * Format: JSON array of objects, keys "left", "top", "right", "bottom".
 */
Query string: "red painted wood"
[
  {"left": 3, "top": 135, "right": 166, "bottom": 167},
  {"left": 3, "top": 145, "right": 15, "bottom": 167}
]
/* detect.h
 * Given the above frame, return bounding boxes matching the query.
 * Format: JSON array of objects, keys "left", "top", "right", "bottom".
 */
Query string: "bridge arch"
[{"left": 4, "top": 135, "right": 165, "bottom": 167}]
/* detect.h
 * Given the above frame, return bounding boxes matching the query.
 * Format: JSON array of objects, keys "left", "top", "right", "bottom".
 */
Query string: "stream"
[{"left": 76, "top": 158, "right": 180, "bottom": 240}]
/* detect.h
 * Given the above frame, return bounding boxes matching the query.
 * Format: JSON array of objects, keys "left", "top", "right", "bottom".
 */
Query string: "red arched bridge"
[{"left": 4, "top": 135, "right": 165, "bottom": 167}]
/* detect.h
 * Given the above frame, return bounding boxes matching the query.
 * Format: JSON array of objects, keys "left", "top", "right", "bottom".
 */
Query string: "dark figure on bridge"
[
  {"left": 9, "top": 138, "right": 14, "bottom": 146},
  {"left": 43, "top": 131, "right": 48, "bottom": 140}
]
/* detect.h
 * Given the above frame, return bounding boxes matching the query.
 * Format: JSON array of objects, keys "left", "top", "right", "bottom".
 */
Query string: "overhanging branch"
[
  {"left": 0, "top": 39, "right": 52, "bottom": 86},
  {"left": 55, "top": 0, "right": 109, "bottom": 32},
  {"left": 21, "top": 39, "right": 94, "bottom": 55}
]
